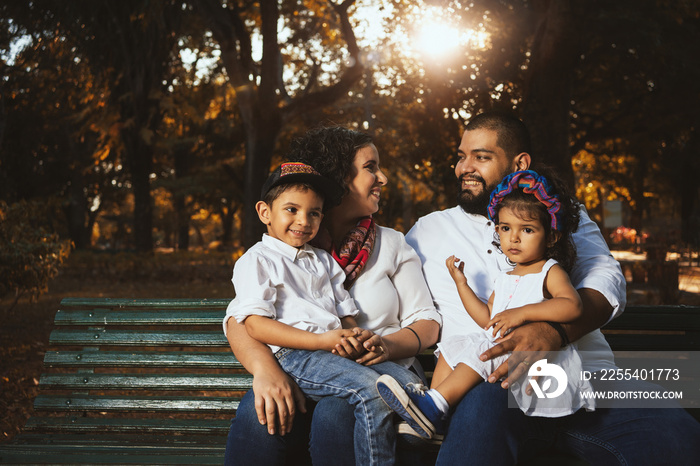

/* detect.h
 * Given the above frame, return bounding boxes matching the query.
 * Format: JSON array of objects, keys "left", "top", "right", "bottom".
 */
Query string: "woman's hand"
[
  {"left": 252, "top": 367, "right": 307, "bottom": 436},
  {"left": 355, "top": 333, "right": 389, "bottom": 366},
  {"left": 486, "top": 308, "right": 526, "bottom": 337}
]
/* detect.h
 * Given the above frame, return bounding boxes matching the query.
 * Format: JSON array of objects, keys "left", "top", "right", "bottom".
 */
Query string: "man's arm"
[{"left": 225, "top": 316, "right": 306, "bottom": 435}]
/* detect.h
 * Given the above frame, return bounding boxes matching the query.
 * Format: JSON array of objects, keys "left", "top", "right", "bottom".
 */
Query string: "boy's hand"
[
  {"left": 318, "top": 328, "right": 361, "bottom": 352},
  {"left": 487, "top": 309, "right": 526, "bottom": 338},
  {"left": 445, "top": 255, "right": 468, "bottom": 285},
  {"left": 332, "top": 328, "right": 374, "bottom": 359}
]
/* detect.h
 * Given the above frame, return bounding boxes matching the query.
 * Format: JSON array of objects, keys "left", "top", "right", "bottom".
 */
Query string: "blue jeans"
[
  {"left": 437, "top": 380, "right": 700, "bottom": 465},
  {"left": 225, "top": 350, "right": 422, "bottom": 465}
]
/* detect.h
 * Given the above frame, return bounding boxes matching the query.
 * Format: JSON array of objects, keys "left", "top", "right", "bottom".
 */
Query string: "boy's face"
[{"left": 256, "top": 186, "right": 324, "bottom": 248}]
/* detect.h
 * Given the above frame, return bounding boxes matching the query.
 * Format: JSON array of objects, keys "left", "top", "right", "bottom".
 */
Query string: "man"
[{"left": 406, "top": 112, "right": 700, "bottom": 464}]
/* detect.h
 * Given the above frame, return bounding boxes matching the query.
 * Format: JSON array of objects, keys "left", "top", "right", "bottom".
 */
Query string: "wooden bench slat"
[
  {"left": 24, "top": 417, "right": 231, "bottom": 435},
  {"left": 34, "top": 394, "right": 240, "bottom": 412},
  {"left": 49, "top": 329, "right": 228, "bottom": 346},
  {"left": 605, "top": 306, "right": 700, "bottom": 331},
  {"left": 54, "top": 309, "right": 225, "bottom": 325},
  {"left": 44, "top": 350, "right": 242, "bottom": 368},
  {"left": 12, "top": 433, "right": 227, "bottom": 447},
  {"left": 603, "top": 334, "right": 700, "bottom": 351},
  {"left": 0, "top": 444, "right": 224, "bottom": 465},
  {"left": 59, "top": 297, "right": 230, "bottom": 309},
  {"left": 39, "top": 372, "right": 253, "bottom": 390}
]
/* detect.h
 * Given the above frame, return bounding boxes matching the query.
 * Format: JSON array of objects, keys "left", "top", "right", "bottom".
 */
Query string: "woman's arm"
[
  {"left": 379, "top": 319, "right": 440, "bottom": 360},
  {"left": 225, "top": 317, "right": 306, "bottom": 435}
]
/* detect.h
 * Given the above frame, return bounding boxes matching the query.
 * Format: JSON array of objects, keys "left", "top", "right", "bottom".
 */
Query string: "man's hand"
[
  {"left": 479, "top": 321, "right": 560, "bottom": 390},
  {"left": 253, "top": 368, "right": 307, "bottom": 436}
]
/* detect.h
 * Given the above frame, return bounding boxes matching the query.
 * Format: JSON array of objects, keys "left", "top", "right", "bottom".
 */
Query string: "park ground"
[{"left": 1, "top": 250, "right": 699, "bottom": 443}]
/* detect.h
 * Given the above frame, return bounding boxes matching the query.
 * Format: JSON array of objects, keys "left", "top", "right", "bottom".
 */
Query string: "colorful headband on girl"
[{"left": 487, "top": 170, "right": 562, "bottom": 230}]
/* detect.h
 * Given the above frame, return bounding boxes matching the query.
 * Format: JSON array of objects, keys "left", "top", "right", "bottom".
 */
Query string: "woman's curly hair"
[
  {"left": 285, "top": 126, "right": 373, "bottom": 197},
  {"left": 491, "top": 168, "right": 581, "bottom": 273}
]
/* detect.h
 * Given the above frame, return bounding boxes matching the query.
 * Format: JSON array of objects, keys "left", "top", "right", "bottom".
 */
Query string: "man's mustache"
[{"left": 459, "top": 174, "right": 486, "bottom": 189}]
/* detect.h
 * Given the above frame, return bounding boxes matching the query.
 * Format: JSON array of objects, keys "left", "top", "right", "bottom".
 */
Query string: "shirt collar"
[
  {"left": 457, "top": 206, "right": 492, "bottom": 226},
  {"left": 261, "top": 234, "right": 317, "bottom": 261}
]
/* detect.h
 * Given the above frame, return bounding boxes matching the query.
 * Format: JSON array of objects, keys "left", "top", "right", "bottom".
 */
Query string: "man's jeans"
[
  {"left": 224, "top": 348, "right": 421, "bottom": 466},
  {"left": 436, "top": 379, "right": 700, "bottom": 465}
]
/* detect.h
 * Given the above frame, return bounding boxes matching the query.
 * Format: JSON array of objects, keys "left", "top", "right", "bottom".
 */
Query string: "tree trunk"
[
  {"left": 521, "top": 0, "right": 580, "bottom": 188},
  {"left": 242, "top": 116, "right": 281, "bottom": 248},
  {"left": 123, "top": 131, "right": 154, "bottom": 252}
]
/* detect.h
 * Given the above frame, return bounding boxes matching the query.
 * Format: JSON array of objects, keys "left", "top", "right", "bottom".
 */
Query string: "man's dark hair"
[
  {"left": 286, "top": 126, "right": 373, "bottom": 195},
  {"left": 465, "top": 112, "right": 532, "bottom": 160}
]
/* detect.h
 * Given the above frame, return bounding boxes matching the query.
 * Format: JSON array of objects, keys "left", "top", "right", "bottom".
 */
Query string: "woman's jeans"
[{"left": 225, "top": 349, "right": 422, "bottom": 465}]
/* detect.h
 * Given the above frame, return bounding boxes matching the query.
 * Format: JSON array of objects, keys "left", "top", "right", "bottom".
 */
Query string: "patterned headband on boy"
[{"left": 487, "top": 170, "right": 563, "bottom": 230}]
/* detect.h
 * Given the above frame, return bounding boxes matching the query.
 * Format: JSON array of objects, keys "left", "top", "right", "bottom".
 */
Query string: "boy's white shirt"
[
  {"left": 224, "top": 226, "right": 442, "bottom": 368},
  {"left": 225, "top": 234, "right": 358, "bottom": 353},
  {"left": 406, "top": 206, "right": 627, "bottom": 373}
]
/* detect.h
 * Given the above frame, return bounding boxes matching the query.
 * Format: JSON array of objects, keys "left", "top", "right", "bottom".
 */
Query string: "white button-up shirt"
[{"left": 226, "top": 234, "right": 358, "bottom": 353}]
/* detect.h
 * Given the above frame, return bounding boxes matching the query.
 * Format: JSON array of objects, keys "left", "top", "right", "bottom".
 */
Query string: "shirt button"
[
  {"left": 486, "top": 222, "right": 492, "bottom": 226},
  {"left": 487, "top": 249, "right": 492, "bottom": 254}
]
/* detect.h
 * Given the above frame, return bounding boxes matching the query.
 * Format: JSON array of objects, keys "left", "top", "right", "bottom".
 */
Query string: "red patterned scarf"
[
  {"left": 333, "top": 216, "right": 376, "bottom": 288},
  {"left": 312, "top": 217, "right": 376, "bottom": 289}
]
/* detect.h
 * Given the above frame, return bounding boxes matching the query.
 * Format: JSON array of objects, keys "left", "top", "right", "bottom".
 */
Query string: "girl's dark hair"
[
  {"left": 285, "top": 126, "right": 373, "bottom": 196},
  {"left": 491, "top": 169, "right": 581, "bottom": 273}
]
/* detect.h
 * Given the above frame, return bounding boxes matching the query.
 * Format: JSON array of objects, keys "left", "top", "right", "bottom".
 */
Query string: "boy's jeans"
[{"left": 275, "top": 348, "right": 414, "bottom": 466}]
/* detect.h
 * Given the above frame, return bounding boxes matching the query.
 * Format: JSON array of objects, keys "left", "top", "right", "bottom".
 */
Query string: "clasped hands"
[{"left": 321, "top": 327, "right": 388, "bottom": 365}]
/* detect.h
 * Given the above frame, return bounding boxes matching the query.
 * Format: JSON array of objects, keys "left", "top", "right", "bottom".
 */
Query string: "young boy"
[{"left": 227, "top": 162, "right": 401, "bottom": 465}]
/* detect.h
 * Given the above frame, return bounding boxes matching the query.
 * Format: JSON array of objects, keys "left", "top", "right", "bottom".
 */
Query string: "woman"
[{"left": 223, "top": 126, "right": 441, "bottom": 465}]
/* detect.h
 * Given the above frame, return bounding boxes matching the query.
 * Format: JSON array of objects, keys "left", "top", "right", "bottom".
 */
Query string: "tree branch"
[{"left": 283, "top": 0, "right": 363, "bottom": 120}]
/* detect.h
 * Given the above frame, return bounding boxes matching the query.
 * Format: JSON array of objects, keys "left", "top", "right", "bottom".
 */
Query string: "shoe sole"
[
  {"left": 397, "top": 422, "right": 444, "bottom": 446},
  {"left": 376, "top": 374, "right": 436, "bottom": 439}
]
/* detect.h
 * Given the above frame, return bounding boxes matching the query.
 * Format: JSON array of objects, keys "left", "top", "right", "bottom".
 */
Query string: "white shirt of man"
[
  {"left": 406, "top": 206, "right": 627, "bottom": 373},
  {"left": 225, "top": 234, "right": 359, "bottom": 353}
]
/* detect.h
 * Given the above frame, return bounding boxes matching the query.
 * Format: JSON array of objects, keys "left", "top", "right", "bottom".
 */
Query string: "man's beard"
[{"left": 457, "top": 174, "right": 501, "bottom": 216}]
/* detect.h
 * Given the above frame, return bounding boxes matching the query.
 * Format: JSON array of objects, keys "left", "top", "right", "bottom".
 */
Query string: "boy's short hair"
[
  {"left": 260, "top": 162, "right": 343, "bottom": 209},
  {"left": 262, "top": 182, "right": 323, "bottom": 206}
]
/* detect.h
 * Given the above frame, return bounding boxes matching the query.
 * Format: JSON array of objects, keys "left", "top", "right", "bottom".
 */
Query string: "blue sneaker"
[{"left": 376, "top": 374, "right": 448, "bottom": 439}]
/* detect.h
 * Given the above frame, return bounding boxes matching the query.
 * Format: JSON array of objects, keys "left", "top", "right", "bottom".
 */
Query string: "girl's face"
[
  {"left": 338, "top": 144, "right": 387, "bottom": 219},
  {"left": 495, "top": 206, "right": 549, "bottom": 267}
]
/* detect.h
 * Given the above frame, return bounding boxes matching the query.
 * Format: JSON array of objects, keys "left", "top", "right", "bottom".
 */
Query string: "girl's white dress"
[{"left": 437, "top": 259, "right": 595, "bottom": 417}]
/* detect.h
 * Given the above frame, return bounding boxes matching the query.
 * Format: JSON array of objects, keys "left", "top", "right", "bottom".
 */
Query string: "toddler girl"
[{"left": 377, "top": 170, "right": 595, "bottom": 438}]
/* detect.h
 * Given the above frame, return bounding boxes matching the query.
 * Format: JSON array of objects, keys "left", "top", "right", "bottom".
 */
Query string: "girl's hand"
[
  {"left": 331, "top": 328, "right": 373, "bottom": 359},
  {"left": 355, "top": 333, "right": 389, "bottom": 366},
  {"left": 445, "top": 255, "right": 468, "bottom": 285},
  {"left": 318, "top": 328, "right": 362, "bottom": 352},
  {"left": 487, "top": 309, "right": 526, "bottom": 338}
]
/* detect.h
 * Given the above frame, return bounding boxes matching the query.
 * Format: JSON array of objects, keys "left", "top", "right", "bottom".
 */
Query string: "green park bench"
[{"left": 0, "top": 298, "right": 698, "bottom": 464}]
